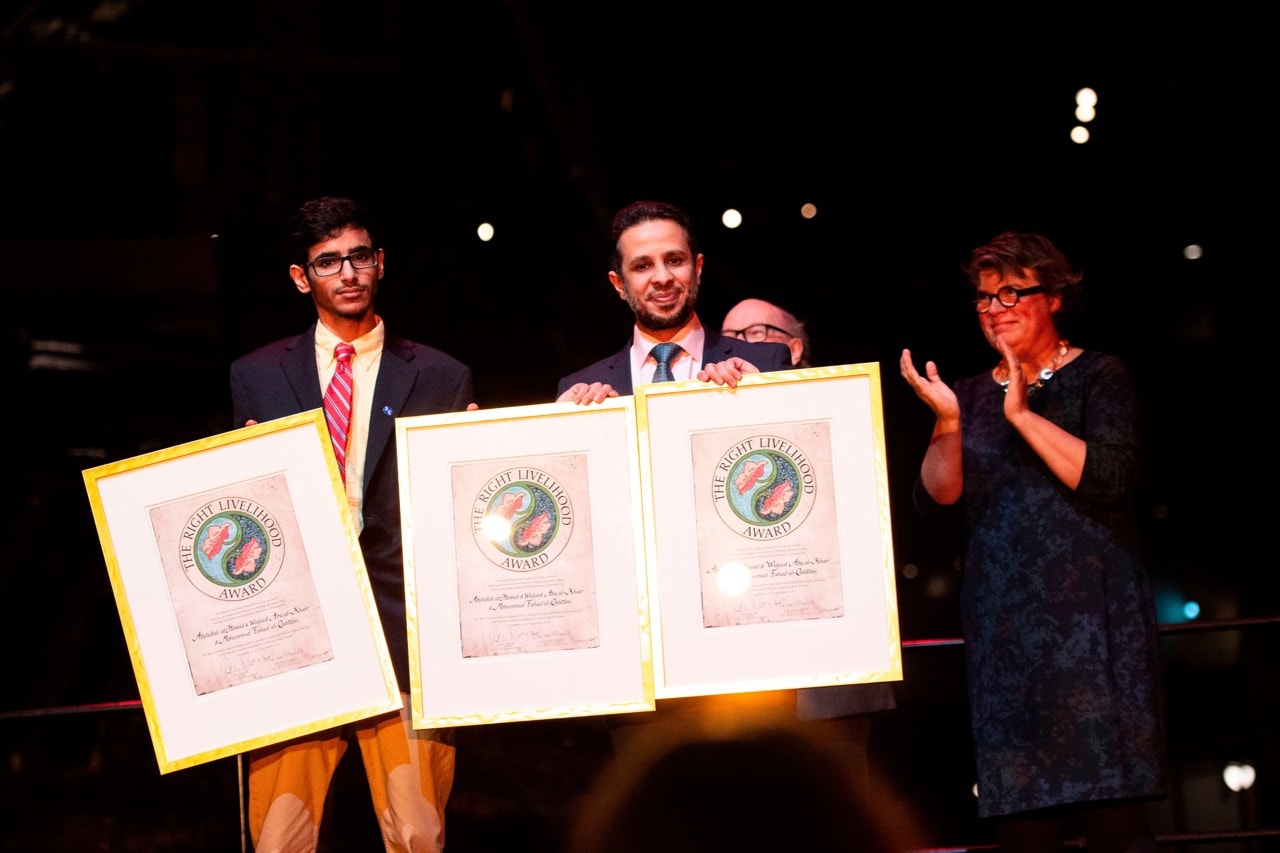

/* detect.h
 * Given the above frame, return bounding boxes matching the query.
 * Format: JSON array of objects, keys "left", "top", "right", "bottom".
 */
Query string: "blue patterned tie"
[{"left": 650, "top": 342, "right": 682, "bottom": 383}]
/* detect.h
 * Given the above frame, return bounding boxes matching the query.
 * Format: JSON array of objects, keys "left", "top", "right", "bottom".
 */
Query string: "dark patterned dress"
[{"left": 917, "top": 349, "right": 1166, "bottom": 818}]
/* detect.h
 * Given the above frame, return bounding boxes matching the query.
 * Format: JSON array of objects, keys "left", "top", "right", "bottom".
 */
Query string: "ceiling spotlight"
[{"left": 1224, "top": 762, "right": 1256, "bottom": 792}]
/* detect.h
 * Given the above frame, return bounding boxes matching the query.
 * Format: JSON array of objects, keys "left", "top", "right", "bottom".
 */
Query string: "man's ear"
[
  {"left": 608, "top": 271, "right": 626, "bottom": 300},
  {"left": 787, "top": 337, "right": 804, "bottom": 367},
  {"left": 289, "top": 265, "right": 312, "bottom": 294}
]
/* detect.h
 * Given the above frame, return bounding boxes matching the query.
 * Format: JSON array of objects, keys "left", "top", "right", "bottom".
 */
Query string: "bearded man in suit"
[{"left": 557, "top": 200, "right": 790, "bottom": 401}]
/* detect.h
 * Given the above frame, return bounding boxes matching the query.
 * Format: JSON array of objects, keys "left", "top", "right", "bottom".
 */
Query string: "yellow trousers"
[{"left": 248, "top": 702, "right": 455, "bottom": 853}]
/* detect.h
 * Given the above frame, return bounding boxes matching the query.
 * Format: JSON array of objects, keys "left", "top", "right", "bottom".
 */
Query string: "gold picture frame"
[
  {"left": 82, "top": 410, "right": 400, "bottom": 773},
  {"left": 635, "top": 364, "right": 902, "bottom": 699},
  {"left": 396, "top": 397, "right": 654, "bottom": 728}
]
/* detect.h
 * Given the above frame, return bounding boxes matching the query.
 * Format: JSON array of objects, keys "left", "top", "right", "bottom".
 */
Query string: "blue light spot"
[
  {"left": 1183, "top": 600, "right": 1201, "bottom": 620},
  {"left": 1153, "top": 584, "right": 1190, "bottom": 624}
]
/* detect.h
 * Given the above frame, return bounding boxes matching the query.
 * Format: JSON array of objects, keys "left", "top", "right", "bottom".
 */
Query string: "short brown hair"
[{"left": 966, "top": 231, "right": 1083, "bottom": 319}]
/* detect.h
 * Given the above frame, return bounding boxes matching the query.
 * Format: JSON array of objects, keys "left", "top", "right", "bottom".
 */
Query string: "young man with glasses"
[{"left": 230, "top": 196, "right": 473, "bottom": 853}]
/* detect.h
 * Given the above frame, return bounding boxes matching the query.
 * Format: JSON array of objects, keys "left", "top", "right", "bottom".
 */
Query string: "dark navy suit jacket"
[
  {"left": 556, "top": 330, "right": 792, "bottom": 397},
  {"left": 229, "top": 323, "right": 473, "bottom": 688}
]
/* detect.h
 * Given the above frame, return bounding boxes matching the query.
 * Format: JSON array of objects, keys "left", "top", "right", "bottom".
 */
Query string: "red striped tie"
[{"left": 323, "top": 342, "right": 356, "bottom": 483}]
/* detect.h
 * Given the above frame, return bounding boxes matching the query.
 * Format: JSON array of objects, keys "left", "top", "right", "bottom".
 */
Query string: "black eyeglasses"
[
  {"left": 307, "top": 250, "right": 379, "bottom": 277},
  {"left": 721, "top": 323, "right": 794, "bottom": 343},
  {"left": 974, "top": 285, "right": 1046, "bottom": 313}
]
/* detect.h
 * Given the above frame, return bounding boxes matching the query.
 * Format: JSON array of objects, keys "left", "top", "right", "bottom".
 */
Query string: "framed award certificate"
[
  {"left": 397, "top": 398, "right": 654, "bottom": 728},
  {"left": 635, "top": 364, "right": 902, "bottom": 699},
  {"left": 83, "top": 410, "right": 400, "bottom": 773}
]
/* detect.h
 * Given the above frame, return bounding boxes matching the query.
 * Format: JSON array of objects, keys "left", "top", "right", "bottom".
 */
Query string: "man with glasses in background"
[
  {"left": 720, "top": 297, "right": 811, "bottom": 368},
  {"left": 230, "top": 196, "right": 474, "bottom": 853},
  {"left": 721, "top": 296, "right": 897, "bottom": 786}
]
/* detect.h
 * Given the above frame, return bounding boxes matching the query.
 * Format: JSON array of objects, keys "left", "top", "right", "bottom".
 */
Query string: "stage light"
[
  {"left": 1183, "top": 244, "right": 1204, "bottom": 260},
  {"left": 1223, "top": 762, "right": 1256, "bottom": 792},
  {"left": 476, "top": 222, "right": 495, "bottom": 242},
  {"left": 1154, "top": 584, "right": 1195, "bottom": 624},
  {"left": 800, "top": 203, "right": 817, "bottom": 219},
  {"left": 925, "top": 573, "right": 951, "bottom": 599},
  {"left": 1072, "top": 87, "right": 1096, "bottom": 141},
  {"left": 721, "top": 208, "right": 743, "bottom": 229},
  {"left": 1183, "top": 600, "right": 1201, "bottom": 620}
]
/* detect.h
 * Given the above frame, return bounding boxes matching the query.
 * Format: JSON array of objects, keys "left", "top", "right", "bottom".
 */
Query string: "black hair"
[
  {"left": 286, "top": 196, "right": 378, "bottom": 266},
  {"left": 608, "top": 200, "right": 699, "bottom": 272}
]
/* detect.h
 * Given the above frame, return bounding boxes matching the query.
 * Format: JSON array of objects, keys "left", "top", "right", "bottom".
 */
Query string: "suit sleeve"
[
  {"left": 452, "top": 365, "right": 475, "bottom": 411},
  {"left": 229, "top": 360, "right": 252, "bottom": 429},
  {"left": 731, "top": 340, "right": 791, "bottom": 372}
]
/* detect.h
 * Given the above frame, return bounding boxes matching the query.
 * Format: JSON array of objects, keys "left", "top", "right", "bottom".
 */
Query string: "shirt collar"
[
  {"left": 629, "top": 314, "right": 705, "bottom": 380},
  {"left": 631, "top": 314, "right": 704, "bottom": 361},
  {"left": 315, "top": 316, "right": 385, "bottom": 366}
]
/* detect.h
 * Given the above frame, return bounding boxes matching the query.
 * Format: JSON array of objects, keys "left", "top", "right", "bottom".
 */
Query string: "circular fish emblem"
[
  {"left": 714, "top": 438, "right": 817, "bottom": 540},
  {"left": 182, "top": 501, "right": 285, "bottom": 599},
  {"left": 472, "top": 469, "right": 573, "bottom": 571}
]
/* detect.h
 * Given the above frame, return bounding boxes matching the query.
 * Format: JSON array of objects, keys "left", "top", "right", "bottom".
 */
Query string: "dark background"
[{"left": 2, "top": 1, "right": 1272, "bottom": 850}]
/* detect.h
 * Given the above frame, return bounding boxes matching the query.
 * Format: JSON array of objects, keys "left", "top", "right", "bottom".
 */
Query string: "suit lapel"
[
  {"left": 365, "top": 336, "right": 415, "bottom": 490},
  {"left": 608, "top": 347, "right": 634, "bottom": 396},
  {"left": 618, "top": 331, "right": 727, "bottom": 392},
  {"left": 609, "top": 330, "right": 750, "bottom": 393},
  {"left": 284, "top": 327, "right": 324, "bottom": 411}
]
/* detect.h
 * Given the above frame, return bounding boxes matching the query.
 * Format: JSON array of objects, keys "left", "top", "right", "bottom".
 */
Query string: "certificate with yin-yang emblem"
[
  {"left": 636, "top": 363, "right": 902, "bottom": 700},
  {"left": 690, "top": 420, "right": 844, "bottom": 628},
  {"left": 397, "top": 398, "right": 653, "bottom": 729},
  {"left": 83, "top": 410, "right": 400, "bottom": 774},
  {"left": 450, "top": 452, "right": 600, "bottom": 659}
]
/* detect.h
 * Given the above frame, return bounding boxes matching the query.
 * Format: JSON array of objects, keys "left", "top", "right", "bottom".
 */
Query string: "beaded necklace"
[{"left": 995, "top": 339, "right": 1069, "bottom": 395}]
